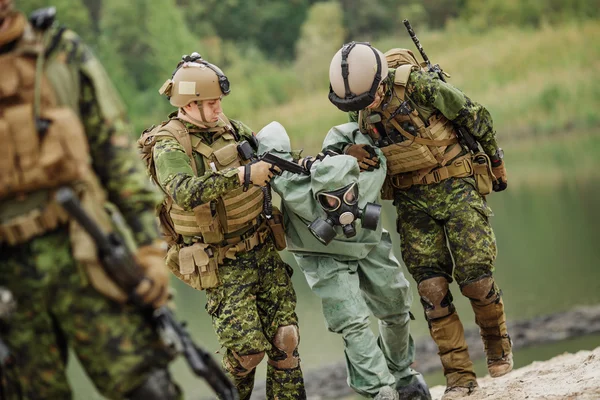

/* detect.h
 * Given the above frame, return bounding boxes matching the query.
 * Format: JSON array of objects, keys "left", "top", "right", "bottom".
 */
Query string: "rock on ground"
[{"left": 429, "top": 346, "right": 600, "bottom": 400}]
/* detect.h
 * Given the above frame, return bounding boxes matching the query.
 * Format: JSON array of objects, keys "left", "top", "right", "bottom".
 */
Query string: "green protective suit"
[{"left": 257, "top": 121, "right": 417, "bottom": 398}]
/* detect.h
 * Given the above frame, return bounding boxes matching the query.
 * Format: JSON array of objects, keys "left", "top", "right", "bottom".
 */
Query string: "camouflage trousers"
[
  {"left": 205, "top": 240, "right": 306, "bottom": 400},
  {"left": 394, "top": 177, "right": 497, "bottom": 286},
  {"left": 0, "top": 227, "right": 175, "bottom": 400}
]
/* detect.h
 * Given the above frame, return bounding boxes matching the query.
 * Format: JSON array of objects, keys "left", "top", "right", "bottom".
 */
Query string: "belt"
[
  {"left": 190, "top": 220, "right": 270, "bottom": 264},
  {"left": 390, "top": 155, "right": 474, "bottom": 189},
  {"left": 0, "top": 201, "right": 68, "bottom": 245}
]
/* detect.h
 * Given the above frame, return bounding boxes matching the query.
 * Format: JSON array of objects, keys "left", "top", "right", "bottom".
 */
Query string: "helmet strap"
[{"left": 180, "top": 101, "right": 219, "bottom": 128}]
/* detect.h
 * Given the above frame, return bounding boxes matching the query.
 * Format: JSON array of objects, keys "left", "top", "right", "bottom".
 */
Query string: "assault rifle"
[
  {"left": 403, "top": 19, "right": 480, "bottom": 154},
  {"left": 55, "top": 188, "right": 238, "bottom": 400}
]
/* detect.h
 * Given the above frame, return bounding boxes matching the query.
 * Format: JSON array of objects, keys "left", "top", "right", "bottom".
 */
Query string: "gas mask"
[{"left": 308, "top": 182, "right": 381, "bottom": 245}]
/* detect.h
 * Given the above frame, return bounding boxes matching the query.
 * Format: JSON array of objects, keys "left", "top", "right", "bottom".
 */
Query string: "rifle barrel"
[{"left": 403, "top": 19, "right": 430, "bottom": 65}]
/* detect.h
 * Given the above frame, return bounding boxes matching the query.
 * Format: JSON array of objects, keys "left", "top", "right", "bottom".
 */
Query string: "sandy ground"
[{"left": 429, "top": 346, "right": 600, "bottom": 400}]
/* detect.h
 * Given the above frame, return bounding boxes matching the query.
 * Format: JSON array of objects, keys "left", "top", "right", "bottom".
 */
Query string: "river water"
[{"left": 69, "top": 179, "right": 600, "bottom": 399}]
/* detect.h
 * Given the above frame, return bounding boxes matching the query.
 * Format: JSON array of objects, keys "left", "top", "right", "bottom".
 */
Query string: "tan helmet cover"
[
  {"left": 161, "top": 61, "right": 228, "bottom": 108},
  {"left": 329, "top": 43, "right": 388, "bottom": 99}
]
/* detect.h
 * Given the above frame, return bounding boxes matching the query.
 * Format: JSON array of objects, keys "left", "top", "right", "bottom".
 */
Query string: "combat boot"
[
  {"left": 461, "top": 277, "right": 513, "bottom": 378},
  {"left": 441, "top": 382, "right": 480, "bottom": 400},
  {"left": 395, "top": 373, "right": 432, "bottom": 400},
  {"left": 418, "top": 277, "right": 478, "bottom": 392},
  {"left": 374, "top": 385, "right": 399, "bottom": 400}
]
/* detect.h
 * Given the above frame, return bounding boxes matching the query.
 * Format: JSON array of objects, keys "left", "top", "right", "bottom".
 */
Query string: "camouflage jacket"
[
  {"left": 0, "top": 14, "right": 163, "bottom": 246},
  {"left": 346, "top": 69, "right": 499, "bottom": 158},
  {"left": 153, "top": 117, "right": 254, "bottom": 211}
]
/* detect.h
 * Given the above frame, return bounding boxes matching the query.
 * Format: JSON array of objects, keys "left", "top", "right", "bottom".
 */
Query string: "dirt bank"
[{"left": 429, "top": 346, "right": 600, "bottom": 400}]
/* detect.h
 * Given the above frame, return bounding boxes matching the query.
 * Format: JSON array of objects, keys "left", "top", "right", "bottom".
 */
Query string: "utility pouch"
[
  {"left": 267, "top": 206, "right": 287, "bottom": 251},
  {"left": 472, "top": 152, "right": 494, "bottom": 196},
  {"left": 178, "top": 242, "right": 220, "bottom": 291},
  {"left": 193, "top": 202, "right": 224, "bottom": 244}
]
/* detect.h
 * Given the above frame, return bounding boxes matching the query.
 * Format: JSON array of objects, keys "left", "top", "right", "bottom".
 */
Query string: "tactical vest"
[
  {"left": 0, "top": 21, "right": 95, "bottom": 245},
  {"left": 141, "top": 119, "right": 264, "bottom": 246},
  {"left": 359, "top": 64, "right": 462, "bottom": 177}
]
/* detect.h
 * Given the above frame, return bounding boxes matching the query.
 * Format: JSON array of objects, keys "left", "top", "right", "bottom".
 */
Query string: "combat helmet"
[
  {"left": 328, "top": 42, "right": 388, "bottom": 112},
  {"left": 159, "top": 52, "right": 230, "bottom": 108}
]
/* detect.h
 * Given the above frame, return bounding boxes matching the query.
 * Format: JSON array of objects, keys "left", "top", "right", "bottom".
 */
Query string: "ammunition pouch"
[
  {"left": 266, "top": 206, "right": 286, "bottom": 251},
  {"left": 169, "top": 221, "right": 270, "bottom": 291},
  {"left": 472, "top": 152, "right": 494, "bottom": 196},
  {"left": 176, "top": 242, "right": 220, "bottom": 291}
]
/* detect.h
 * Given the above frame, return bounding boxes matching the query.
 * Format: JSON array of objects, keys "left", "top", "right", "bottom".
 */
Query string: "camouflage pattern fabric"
[
  {"left": 153, "top": 118, "right": 306, "bottom": 398},
  {"left": 152, "top": 119, "right": 259, "bottom": 211},
  {"left": 0, "top": 227, "right": 173, "bottom": 399},
  {"left": 404, "top": 70, "right": 498, "bottom": 158},
  {"left": 345, "top": 69, "right": 499, "bottom": 159},
  {"left": 205, "top": 240, "right": 305, "bottom": 400},
  {"left": 395, "top": 177, "right": 496, "bottom": 285},
  {"left": 0, "top": 13, "right": 177, "bottom": 399},
  {"left": 49, "top": 24, "right": 163, "bottom": 246}
]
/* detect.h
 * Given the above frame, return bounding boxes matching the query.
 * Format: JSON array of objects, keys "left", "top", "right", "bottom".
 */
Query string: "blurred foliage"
[
  {"left": 16, "top": 0, "right": 600, "bottom": 136},
  {"left": 174, "top": 0, "right": 316, "bottom": 60},
  {"left": 294, "top": 1, "right": 345, "bottom": 92}
]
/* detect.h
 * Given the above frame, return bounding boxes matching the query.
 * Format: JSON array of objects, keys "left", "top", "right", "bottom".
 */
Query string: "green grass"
[{"left": 222, "top": 21, "right": 600, "bottom": 157}]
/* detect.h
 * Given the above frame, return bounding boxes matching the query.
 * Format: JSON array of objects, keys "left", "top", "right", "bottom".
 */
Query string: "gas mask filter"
[{"left": 308, "top": 182, "right": 381, "bottom": 245}]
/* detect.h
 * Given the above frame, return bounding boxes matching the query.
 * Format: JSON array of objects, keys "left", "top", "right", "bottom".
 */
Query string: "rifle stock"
[{"left": 55, "top": 187, "right": 239, "bottom": 400}]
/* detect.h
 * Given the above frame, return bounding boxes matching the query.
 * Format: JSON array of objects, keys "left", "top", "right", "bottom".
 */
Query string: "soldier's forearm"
[{"left": 164, "top": 170, "right": 241, "bottom": 211}]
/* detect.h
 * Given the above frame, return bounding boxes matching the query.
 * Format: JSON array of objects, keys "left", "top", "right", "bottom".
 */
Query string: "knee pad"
[
  {"left": 127, "top": 369, "right": 180, "bottom": 400},
  {"left": 417, "top": 277, "right": 455, "bottom": 322},
  {"left": 227, "top": 351, "right": 265, "bottom": 377},
  {"left": 268, "top": 324, "right": 300, "bottom": 370},
  {"left": 460, "top": 276, "right": 500, "bottom": 305}
]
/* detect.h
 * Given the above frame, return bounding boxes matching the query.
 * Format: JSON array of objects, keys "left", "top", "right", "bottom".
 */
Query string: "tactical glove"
[
  {"left": 240, "top": 160, "right": 281, "bottom": 188},
  {"left": 343, "top": 144, "right": 380, "bottom": 171},
  {"left": 134, "top": 241, "right": 170, "bottom": 308},
  {"left": 491, "top": 159, "right": 508, "bottom": 192}
]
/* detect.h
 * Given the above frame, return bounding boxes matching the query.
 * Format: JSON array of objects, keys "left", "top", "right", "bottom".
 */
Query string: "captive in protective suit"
[
  {"left": 256, "top": 121, "right": 431, "bottom": 400},
  {"left": 0, "top": 2, "right": 180, "bottom": 400},
  {"left": 326, "top": 42, "right": 512, "bottom": 400},
  {"left": 142, "top": 54, "right": 306, "bottom": 400}
]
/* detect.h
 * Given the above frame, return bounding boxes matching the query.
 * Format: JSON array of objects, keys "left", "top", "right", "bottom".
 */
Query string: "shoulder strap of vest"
[
  {"left": 381, "top": 109, "right": 458, "bottom": 147},
  {"left": 394, "top": 64, "right": 415, "bottom": 86},
  {"left": 158, "top": 119, "right": 198, "bottom": 175}
]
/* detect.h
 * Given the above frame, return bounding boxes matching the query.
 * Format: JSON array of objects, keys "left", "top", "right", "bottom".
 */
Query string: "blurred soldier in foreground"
[
  {"left": 256, "top": 121, "right": 431, "bottom": 400},
  {"left": 326, "top": 42, "right": 512, "bottom": 399},
  {"left": 139, "top": 53, "right": 306, "bottom": 399},
  {"left": 0, "top": 2, "right": 181, "bottom": 398}
]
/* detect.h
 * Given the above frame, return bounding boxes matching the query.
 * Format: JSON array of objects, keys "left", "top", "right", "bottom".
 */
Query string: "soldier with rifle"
[
  {"left": 0, "top": 2, "right": 233, "bottom": 399},
  {"left": 325, "top": 21, "right": 512, "bottom": 400}
]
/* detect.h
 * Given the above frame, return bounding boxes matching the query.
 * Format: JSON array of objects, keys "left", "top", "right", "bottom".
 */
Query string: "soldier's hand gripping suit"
[
  {"left": 327, "top": 43, "right": 512, "bottom": 399},
  {"left": 256, "top": 121, "right": 431, "bottom": 400},
  {"left": 143, "top": 54, "right": 306, "bottom": 400},
  {"left": 0, "top": 3, "right": 180, "bottom": 399}
]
